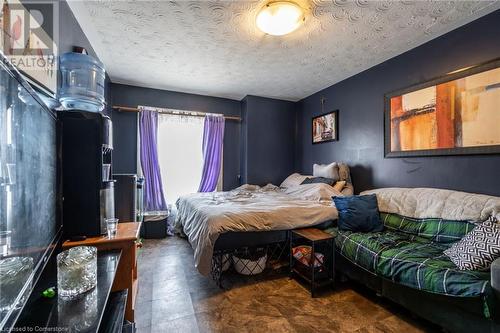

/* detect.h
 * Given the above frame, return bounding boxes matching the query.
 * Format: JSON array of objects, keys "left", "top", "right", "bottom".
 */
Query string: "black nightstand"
[{"left": 290, "top": 228, "right": 335, "bottom": 297}]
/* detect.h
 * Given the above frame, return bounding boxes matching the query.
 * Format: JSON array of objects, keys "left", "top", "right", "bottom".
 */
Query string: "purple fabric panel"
[
  {"left": 139, "top": 109, "right": 167, "bottom": 211},
  {"left": 198, "top": 114, "right": 225, "bottom": 192}
]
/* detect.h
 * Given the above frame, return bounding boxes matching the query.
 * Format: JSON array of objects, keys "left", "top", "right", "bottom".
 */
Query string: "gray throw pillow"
[
  {"left": 444, "top": 221, "right": 500, "bottom": 270},
  {"left": 300, "top": 177, "right": 335, "bottom": 186}
]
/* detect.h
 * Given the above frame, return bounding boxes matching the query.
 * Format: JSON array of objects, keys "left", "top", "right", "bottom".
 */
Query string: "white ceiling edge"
[
  {"left": 110, "top": 77, "right": 246, "bottom": 102},
  {"left": 66, "top": 1, "right": 500, "bottom": 103}
]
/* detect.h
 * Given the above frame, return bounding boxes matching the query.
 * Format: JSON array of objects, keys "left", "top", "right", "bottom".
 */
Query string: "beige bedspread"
[{"left": 175, "top": 183, "right": 340, "bottom": 275}]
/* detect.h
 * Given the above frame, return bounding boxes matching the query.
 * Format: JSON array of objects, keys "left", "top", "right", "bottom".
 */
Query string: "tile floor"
[{"left": 135, "top": 236, "right": 439, "bottom": 333}]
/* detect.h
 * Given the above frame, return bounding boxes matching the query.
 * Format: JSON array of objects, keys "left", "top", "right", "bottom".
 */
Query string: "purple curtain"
[
  {"left": 139, "top": 108, "right": 167, "bottom": 211},
  {"left": 198, "top": 114, "right": 225, "bottom": 192}
]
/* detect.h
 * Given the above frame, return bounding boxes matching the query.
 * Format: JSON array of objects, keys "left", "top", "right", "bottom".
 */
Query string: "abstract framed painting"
[
  {"left": 384, "top": 58, "right": 500, "bottom": 157},
  {"left": 312, "top": 110, "right": 338, "bottom": 144}
]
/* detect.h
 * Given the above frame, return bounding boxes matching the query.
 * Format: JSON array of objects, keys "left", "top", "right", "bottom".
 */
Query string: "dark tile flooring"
[{"left": 135, "top": 236, "right": 439, "bottom": 333}]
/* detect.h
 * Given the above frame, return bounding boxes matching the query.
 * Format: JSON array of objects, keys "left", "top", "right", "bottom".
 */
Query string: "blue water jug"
[{"left": 58, "top": 52, "right": 105, "bottom": 112}]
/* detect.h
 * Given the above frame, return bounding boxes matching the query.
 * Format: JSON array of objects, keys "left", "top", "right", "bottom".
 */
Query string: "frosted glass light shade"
[{"left": 256, "top": 2, "right": 304, "bottom": 36}]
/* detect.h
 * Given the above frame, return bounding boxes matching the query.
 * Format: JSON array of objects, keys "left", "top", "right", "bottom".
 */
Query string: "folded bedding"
[{"left": 175, "top": 183, "right": 341, "bottom": 275}]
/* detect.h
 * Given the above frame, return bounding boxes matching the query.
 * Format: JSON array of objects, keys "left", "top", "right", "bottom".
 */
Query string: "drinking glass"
[{"left": 106, "top": 218, "right": 118, "bottom": 238}]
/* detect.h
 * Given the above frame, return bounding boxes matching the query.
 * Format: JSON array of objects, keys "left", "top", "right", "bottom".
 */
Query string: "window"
[{"left": 156, "top": 113, "right": 205, "bottom": 205}]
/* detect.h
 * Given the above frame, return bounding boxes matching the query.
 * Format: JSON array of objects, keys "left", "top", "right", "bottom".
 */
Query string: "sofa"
[{"left": 326, "top": 187, "right": 500, "bottom": 333}]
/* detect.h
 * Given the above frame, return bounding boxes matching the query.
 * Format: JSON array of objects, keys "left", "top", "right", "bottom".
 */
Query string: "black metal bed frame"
[{"left": 208, "top": 221, "right": 335, "bottom": 288}]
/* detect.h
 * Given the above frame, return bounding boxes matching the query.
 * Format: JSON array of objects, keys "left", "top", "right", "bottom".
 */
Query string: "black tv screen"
[{"left": 0, "top": 54, "right": 61, "bottom": 330}]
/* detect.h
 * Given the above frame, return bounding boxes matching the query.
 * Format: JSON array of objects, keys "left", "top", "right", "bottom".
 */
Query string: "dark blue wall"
[
  {"left": 297, "top": 10, "right": 500, "bottom": 196},
  {"left": 241, "top": 95, "right": 297, "bottom": 186},
  {"left": 111, "top": 83, "right": 242, "bottom": 190}
]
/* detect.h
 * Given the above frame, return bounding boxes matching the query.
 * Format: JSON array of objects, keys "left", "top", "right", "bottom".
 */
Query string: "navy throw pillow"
[
  {"left": 301, "top": 177, "right": 335, "bottom": 186},
  {"left": 333, "top": 194, "right": 383, "bottom": 233}
]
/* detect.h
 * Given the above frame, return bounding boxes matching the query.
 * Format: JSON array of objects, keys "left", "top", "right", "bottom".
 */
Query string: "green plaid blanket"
[
  {"left": 380, "top": 212, "right": 475, "bottom": 243},
  {"left": 327, "top": 226, "right": 493, "bottom": 318},
  {"left": 335, "top": 230, "right": 409, "bottom": 272},
  {"left": 377, "top": 238, "right": 490, "bottom": 297},
  {"left": 324, "top": 212, "right": 495, "bottom": 317},
  {"left": 334, "top": 229, "right": 490, "bottom": 297}
]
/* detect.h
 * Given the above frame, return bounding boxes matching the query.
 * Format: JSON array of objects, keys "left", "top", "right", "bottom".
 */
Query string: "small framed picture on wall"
[{"left": 312, "top": 110, "right": 338, "bottom": 144}]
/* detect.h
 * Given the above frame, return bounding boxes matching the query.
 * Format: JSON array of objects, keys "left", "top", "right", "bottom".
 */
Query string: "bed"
[{"left": 175, "top": 162, "right": 353, "bottom": 279}]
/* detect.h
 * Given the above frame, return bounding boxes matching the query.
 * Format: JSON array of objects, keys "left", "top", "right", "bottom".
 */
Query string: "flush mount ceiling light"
[{"left": 256, "top": 1, "right": 305, "bottom": 36}]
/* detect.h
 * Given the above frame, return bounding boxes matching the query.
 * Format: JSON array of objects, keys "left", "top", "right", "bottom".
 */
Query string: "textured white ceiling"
[{"left": 67, "top": 0, "right": 500, "bottom": 101}]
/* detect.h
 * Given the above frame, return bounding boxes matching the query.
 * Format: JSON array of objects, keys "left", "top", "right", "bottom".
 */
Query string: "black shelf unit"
[
  {"left": 289, "top": 229, "right": 336, "bottom": 297},
  {"left": 99, "top": 290, "right": 128, "bottom": 333},
  {"left": 14, "top": 250, "right": 124, "bottom": 332}
]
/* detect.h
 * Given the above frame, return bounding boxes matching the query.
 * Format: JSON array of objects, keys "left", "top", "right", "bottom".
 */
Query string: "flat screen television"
[{"left": 0, "top": 53, "right": 61, "bottom": 330}]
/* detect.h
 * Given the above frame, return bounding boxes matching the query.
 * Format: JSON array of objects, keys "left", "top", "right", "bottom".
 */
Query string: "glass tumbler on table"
[{"left": 106, "top": 218, "right": 118, "bottom": 238}]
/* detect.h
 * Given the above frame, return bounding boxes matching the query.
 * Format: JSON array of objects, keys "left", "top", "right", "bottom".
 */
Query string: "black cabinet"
[{"left": 14, "top": 250, "right": 127, "bottom": 332}]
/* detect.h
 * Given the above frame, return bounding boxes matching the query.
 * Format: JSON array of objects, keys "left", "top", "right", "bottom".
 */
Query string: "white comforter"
[{"left": 175, "top": 183, "right": 340, "bottom": 275}]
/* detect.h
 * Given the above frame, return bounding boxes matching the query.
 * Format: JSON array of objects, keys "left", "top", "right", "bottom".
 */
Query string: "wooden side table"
[
  {"left": 290, "top": 228, "right": 335, "bottom": 297},
  {"left": 62, "top": 222, "right": 142, "bottom": 323}
]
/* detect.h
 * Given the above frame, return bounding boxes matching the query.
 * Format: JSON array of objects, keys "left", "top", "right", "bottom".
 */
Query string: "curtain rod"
[{"left": 113, "top": 105, "right": 241, "bottom": 121}]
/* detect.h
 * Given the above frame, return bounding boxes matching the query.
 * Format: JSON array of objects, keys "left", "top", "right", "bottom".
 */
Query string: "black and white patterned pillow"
[{"left": 444, "top": 221, "right": 500, "bottom": 271}]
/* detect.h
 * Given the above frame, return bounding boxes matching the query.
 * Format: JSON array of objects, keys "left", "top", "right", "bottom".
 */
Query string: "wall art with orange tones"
[{"left": 385, "top": 58, "right": 500, "bottom": 157}]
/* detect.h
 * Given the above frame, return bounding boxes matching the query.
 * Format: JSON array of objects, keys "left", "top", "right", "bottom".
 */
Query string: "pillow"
[
  {"left": 444, "top": 221, "right": 500, "bottom": 270},
  {"left": 333, "top": 194, "right": 383, "bottom": 233},
  {"left": 301, "top": 177, "right": 335, "bottom": 186},
  {"left": 333, "top": 180, "right": 346, "bottom": 192},
  {"left": 280, "top": 173, "right": 310, "bottom": 188},
  {"left": 313, "top": 163, "right": 340, "bottom": 181}
]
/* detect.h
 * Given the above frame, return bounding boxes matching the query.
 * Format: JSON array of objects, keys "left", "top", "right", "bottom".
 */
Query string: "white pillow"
[
  {"left": 280, "top": 173, "right": 310, "bottom": 188},
  {"left": 313, "top": 163, "right": 339, "bottom": 181}
]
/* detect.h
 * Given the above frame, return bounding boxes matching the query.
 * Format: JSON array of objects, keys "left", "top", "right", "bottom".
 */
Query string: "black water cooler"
[{"left": 58, "top": 111, "right": 115, "bottom": 239}]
